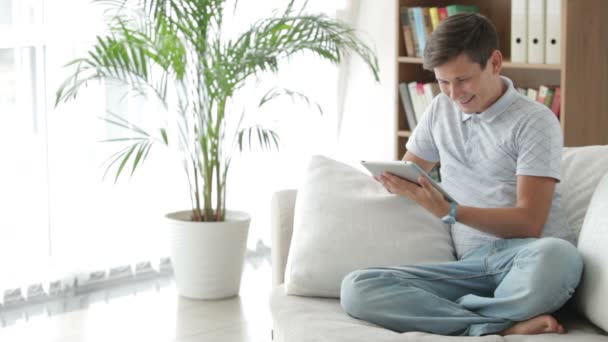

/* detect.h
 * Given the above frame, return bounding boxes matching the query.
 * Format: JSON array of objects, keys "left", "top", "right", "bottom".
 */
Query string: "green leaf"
[
  {"left": 259, "top": 87, "right": 323, "bottom": 115},
  {"left": 131, "top": 142, "right": 147, "bottom": 176},
  {"left": 142, "top": 141, "right": 154, "bottom": 161},
  {"left": 160, "top": 128, "right": 168, "bottom": 145},
  {"left": 101, "top": 111, "right": 151, "bottom": 137},
  {"left": 115, "top": 144, "right": 137, "bottom": 182},
  {"left": 102, "top": 144, "right": 134, "bottom": 181},
  {"left": 237, "top": 125, "right": 281, "bottom": 152},
  {"left": 100, "top": 137, "right": 147, "bottom": 143}
]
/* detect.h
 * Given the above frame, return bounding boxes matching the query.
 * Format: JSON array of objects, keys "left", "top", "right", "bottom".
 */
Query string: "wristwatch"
[{"left": 441, "top": 201, "right": 457, "bottom": 224}]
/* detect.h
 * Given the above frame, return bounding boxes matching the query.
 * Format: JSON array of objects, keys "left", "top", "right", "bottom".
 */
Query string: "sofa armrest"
[{"left": 271, "top": 189, "right": 298, "bottom": 288}]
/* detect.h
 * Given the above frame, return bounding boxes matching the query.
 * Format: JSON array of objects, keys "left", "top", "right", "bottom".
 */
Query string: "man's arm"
[
  {"left": 402, "top": 151, "right": 437, "bottom": 173},
  {"left": 454, "top": 175, "right": 556, "bottom": 238},
  {"left": 378, "top": 171, "right": 557, "bottom": 239}
]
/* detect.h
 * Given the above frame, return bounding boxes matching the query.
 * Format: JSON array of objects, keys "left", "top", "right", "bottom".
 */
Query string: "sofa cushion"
[
  {"left": 271, "top": 189, "right": 298, "bottom": 287},
  {"left": 271, "top": 285, "right": 608, "bottom": 341},
  {"left": 560, "top": 145, "right": 608, "bottom": 243},
  {"left": 575, "top": 169, "right": 608, "bottom": 332},
  {"left": 284, "top": 155, "right": 455, "bottom": 298}
]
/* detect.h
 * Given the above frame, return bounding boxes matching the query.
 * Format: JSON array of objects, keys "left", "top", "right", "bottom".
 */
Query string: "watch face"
[
  {"left": 441, "top": 216, "right": 455, "bottom": 224},
  {"left": 442, "top": 202, "right": 457, "bottom": 224}
]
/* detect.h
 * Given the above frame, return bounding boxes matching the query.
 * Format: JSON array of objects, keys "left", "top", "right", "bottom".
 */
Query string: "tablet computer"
[{"left": 361, "top": 160, "right": 456, "bottom": 203}]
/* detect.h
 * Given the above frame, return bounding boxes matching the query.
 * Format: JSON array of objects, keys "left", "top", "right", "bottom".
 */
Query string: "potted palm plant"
[{"left": 55, "top": 0, "right": 379, "bottom": 299}]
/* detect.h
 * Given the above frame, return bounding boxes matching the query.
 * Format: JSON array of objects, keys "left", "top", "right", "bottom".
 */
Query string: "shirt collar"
[{"left": 461, "top": 76, "right": 517, "bottom": 123}]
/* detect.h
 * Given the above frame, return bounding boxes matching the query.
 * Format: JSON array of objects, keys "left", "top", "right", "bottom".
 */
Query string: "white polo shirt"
[{"left": 406, "top": 76, "right": 572, "bottom": 258}]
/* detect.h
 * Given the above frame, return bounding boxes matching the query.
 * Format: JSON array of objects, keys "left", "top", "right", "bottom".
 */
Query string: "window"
[{"left": 0, "top": 0, "right": 347, "bottom": 298}]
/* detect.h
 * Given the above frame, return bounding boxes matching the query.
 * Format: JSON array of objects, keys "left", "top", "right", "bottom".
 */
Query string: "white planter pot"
[{"left": 166, "top": 210, "right": 250, "bottom": 299}]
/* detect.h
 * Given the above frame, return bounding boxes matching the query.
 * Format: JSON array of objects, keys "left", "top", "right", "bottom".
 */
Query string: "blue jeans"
[{"left": 340, "top": 237, "right": 583, "bottom": 336}]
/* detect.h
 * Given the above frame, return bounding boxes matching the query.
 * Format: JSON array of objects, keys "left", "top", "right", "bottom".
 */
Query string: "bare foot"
[{"left": 500, "top": 315, "right": 566, "bottom": 335}]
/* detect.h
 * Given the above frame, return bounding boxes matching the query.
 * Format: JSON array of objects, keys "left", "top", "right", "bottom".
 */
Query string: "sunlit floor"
[{"left": 0, "top": 261, "right": 273, "bottom": 342}]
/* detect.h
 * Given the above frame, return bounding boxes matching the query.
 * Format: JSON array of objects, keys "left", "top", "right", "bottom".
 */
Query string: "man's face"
[{"left": 434, "top": 51, "right": 501, "bottom": 114}]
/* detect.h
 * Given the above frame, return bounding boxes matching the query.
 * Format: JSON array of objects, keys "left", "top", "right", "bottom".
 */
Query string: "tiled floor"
[{"left": 0, "top": 261, "right": 273, "bottom": 342}]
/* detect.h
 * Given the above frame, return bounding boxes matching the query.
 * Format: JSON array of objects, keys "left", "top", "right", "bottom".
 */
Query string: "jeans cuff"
[{"left": 467, "top": 321, "right": 513, "bottom": 336}]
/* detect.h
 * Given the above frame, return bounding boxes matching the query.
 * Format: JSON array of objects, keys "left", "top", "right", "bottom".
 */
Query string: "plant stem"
[
  {"left": 203, "top": 171, "right": 213, "bottom": 221},
  {"left": 215, "top": 98, "right": 227, "bottom": 221},
  {"left": 215, "top": 162, "right": 221, "bottom": 221},
  {"left": 203, "top": 150, "right": 213, "bottom": 221},
  {"left": 192, "top": 160, "right": 203, "bottom": 221}
]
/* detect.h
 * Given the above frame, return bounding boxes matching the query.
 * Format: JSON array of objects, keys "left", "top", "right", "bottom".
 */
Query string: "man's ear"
[{"left": 490, "top": 50, "right": 503, "bottom": 74}]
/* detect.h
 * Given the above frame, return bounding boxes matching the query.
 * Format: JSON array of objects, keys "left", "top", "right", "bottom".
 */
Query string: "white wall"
[{"left": 337, "top": 0, "right": 397, "bottom": 162}]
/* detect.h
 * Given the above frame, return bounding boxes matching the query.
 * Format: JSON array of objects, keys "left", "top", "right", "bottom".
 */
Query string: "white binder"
[
  {"left": 545, "top": 0, "right": 561, "bottom": 64},
  {"left": 527, "top": 0, "right": 546, "bottom": 64},
  {"left": 511, "top": 0, "right": 528, "bottom": 63}
]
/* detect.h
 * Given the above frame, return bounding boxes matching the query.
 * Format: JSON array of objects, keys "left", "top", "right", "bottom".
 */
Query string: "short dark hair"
[{"left": 423, "top": 13, "right": 499, "bottom": 70}]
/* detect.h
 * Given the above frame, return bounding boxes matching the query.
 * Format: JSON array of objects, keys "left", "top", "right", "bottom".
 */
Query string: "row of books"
[
  {"left": 398, "top": 82, "right": 440, "bottom": 131},
  {"left": 511, "top": 0, "right": 561, "bottom": 64},
  {"left": 399, "top": 82, "right": 562, "bottom": 132},
  {"left": 517, "top": 85, "right": 561, "bottom": 119},
  {"left": 400, "top": 5, "right": 479, "bottom": 58}
]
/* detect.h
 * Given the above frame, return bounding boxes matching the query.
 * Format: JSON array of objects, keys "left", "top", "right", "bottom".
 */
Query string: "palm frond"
[
  {"left": 237, "top": 125, "right": 280, "bottom": 152},
  {"left": 259, "top": 87, "right": 323, "bottom": 115},
  {"left": 55, "top": 3, "right": 187, "bottom": 107},
  {"left": 100, "top": 111, "right": 151, "bottom": 138},
  {"left": 101, "top": 139, "right": 157, "bottom": 182},
  {"left": 97, "top": 110, "right": 165, "bottom": 182},
  {"left": 226, "top": 14, "right": 379, "bottom": 88}
]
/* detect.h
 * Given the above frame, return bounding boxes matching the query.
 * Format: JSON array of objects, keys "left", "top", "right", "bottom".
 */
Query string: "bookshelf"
[{"left": 395, "top": 0, "right": 608, "bottom": 159}]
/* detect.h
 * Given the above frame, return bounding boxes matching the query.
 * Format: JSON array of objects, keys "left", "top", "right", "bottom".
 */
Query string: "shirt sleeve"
[
  {"left": 515, "top": 110, "right": 563, "bottom": 181},
  {"left": 405, "top": 102, "right": 440, "bottom": 163}
]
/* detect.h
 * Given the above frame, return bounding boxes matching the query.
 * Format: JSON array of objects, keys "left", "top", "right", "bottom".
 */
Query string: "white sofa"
[{"left": 269, "top": 146, "right": 608, "bottom": 341}]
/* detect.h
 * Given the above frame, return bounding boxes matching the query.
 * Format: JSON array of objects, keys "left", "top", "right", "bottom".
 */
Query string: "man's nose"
[{"left": 449, "top": 84, "right": 462, "bottom": 101}]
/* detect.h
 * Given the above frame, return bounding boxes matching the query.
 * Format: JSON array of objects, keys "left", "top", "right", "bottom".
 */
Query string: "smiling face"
[{"left": 434, "top": 51, "right": 504, "bottom": 114}]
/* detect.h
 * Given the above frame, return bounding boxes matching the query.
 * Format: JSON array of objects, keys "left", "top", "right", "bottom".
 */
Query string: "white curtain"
[
  {"left": 224, "top": 0, "right": 351, "bottom": 257},
  {"left": 335, "top": 0, "right": 397, "bottom": 162},
  {"left": 0, "top": 0, "right": 354, "bottom": 299}
]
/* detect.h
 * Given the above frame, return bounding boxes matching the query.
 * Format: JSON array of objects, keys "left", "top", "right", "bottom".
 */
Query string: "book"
[
  {"left": 400, "top": 7, "right": 416, "bottom": 57},
  {"left": 398, "top": 82, "right": 417, "bottom": 132},
  {"left": 438, "top": 7, "right": 448, "bottom": 21},
  {"left": 421, "top": 7, "right": 434, "bottom": 43},
  {"left": 407, "top": 8, "right": 422, "bottom": 57},
  {"left": 412, "top": 7, "right": 427, "bottom": 56},
  {"left": 537, "top": 85, "right": 550, "bottom": 104},
  {"left": 429, "top": 7, "right": 440, "bottom": 31},
  {"left": 416, "top": 82, "right": 427, "bottom": 111},
  {"left": 423, "top": 82, "right": 440, "bottom": 106},
  {"left": 408, "top": 81, "right": 426, "bottom": 122},
  {"left": 550, "top": 87, "right": 561, "bottom": 119},
  {"left": 446, "top": 5, "right": 480, "bottom": 16},
  {"left": 527, "top": 88, "right": 539, "bottom": 101},
  {"left": 543, "top": 87, "right": 555, "bottom": 108},
  {"left": 538, "top": 85, "right": 557, "bottom": 112}
]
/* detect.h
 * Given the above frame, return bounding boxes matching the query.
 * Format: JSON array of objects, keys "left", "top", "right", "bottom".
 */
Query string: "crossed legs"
[{"left": 340, "top": 238, "right": 583, "bottom": 336}]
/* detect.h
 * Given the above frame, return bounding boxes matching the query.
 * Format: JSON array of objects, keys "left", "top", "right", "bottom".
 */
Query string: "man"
[{"left": 340, "top": 13, "right": 583, "bottom": 336}]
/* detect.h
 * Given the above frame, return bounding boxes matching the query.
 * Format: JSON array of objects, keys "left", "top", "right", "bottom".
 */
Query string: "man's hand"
[{"left": 376, "top": 172, "right": 450, "bottom": 218}]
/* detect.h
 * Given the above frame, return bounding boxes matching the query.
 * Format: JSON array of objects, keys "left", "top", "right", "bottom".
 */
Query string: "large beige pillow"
[
  {"left": 575, "top": 169, "right": 608, "bottom": 332},
  {"left": 284, "top": 155, "right": 455, "bottom": 298},
  {"left": 560, "top": 145, "right": 608, "bottom": 243}
]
